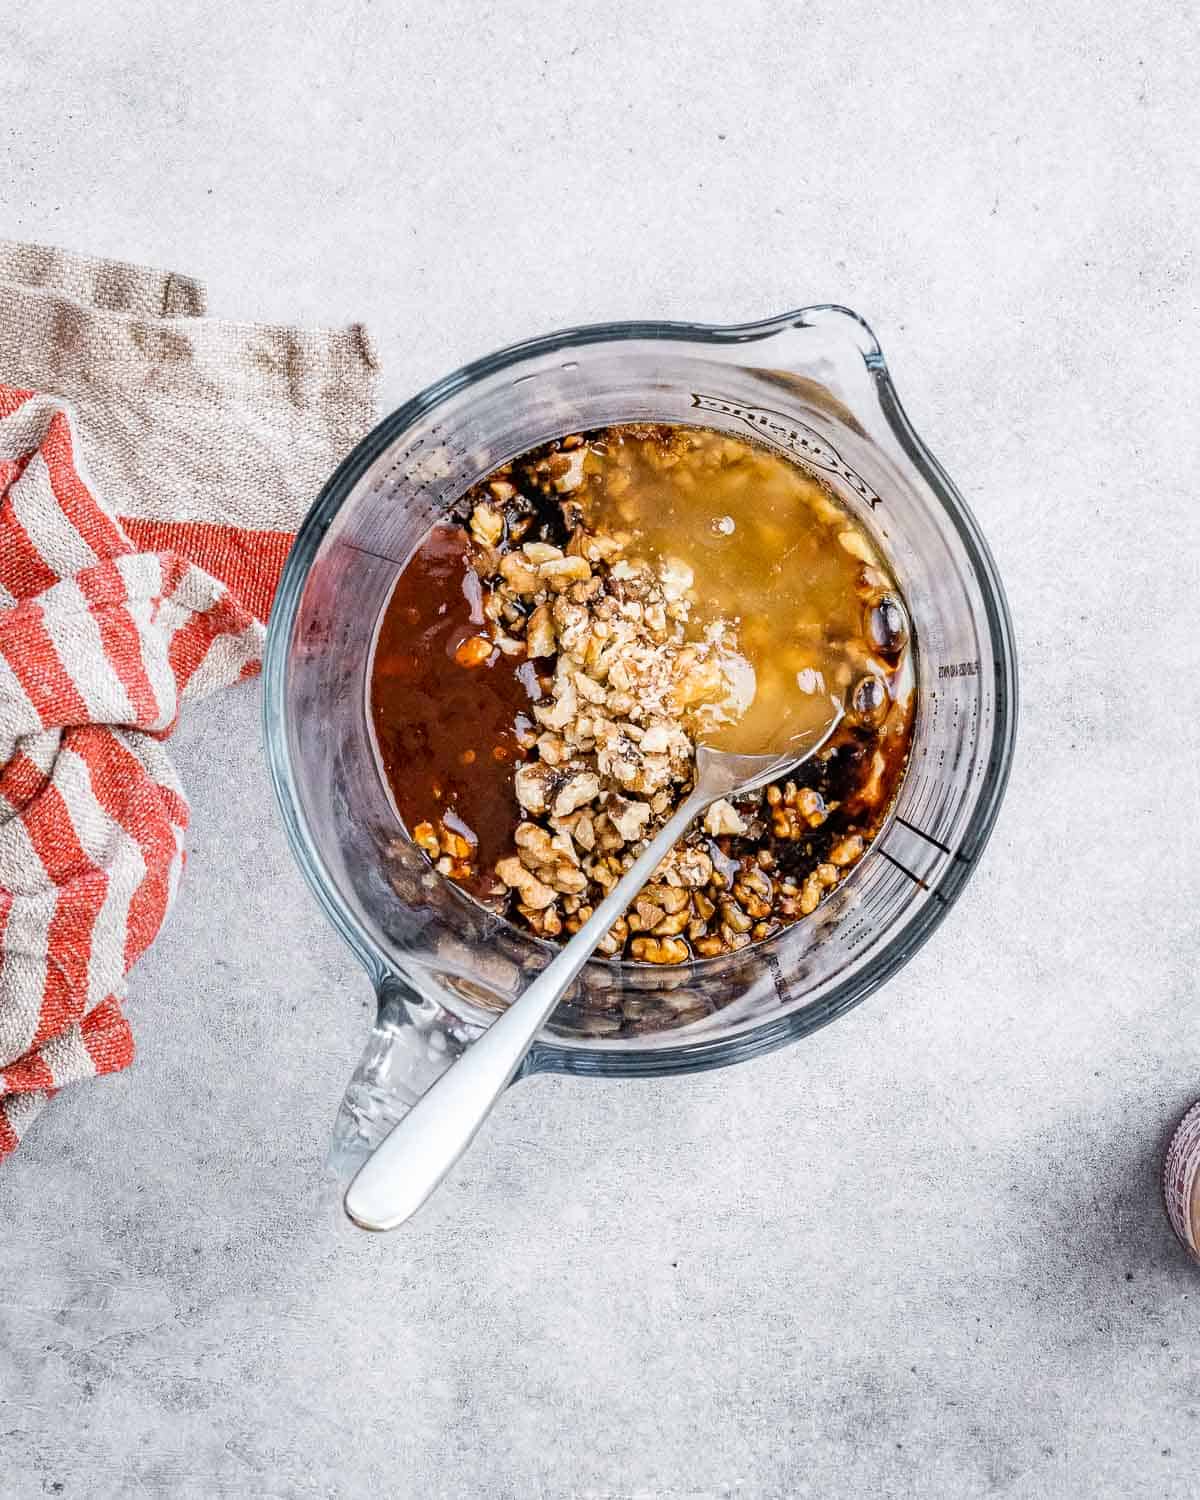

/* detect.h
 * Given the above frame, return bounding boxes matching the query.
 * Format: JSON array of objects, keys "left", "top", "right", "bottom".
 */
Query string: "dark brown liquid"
[{"left": 370, "top": 524, "right": 540, "bottom": 889}]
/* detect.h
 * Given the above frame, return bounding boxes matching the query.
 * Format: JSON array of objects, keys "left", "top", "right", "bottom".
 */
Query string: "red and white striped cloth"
[
  {"left": 0, "top": 384, "right": 268, "bottom": 1159},
  {"left": 0, "top": 242, "right": 377, "bottom": 1162}
]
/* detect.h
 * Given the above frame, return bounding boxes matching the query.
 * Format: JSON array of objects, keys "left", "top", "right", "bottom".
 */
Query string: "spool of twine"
[{"left": 1163, "top": 1101, "right": 1200, "bottom": 1259}]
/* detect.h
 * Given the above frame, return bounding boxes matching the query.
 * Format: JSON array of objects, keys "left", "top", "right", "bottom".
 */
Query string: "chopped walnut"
[
  {"left": 514, "top": 821, "right": 555, "bottom": 860},
  {"left": 596, "top": 915, "right": 629, "bottom": 955},
  {"left": 526, "top": 603, "right": 556, "bottom": 658},
  {"left": 658, "top": 556, "right": 694, "bottom": 603},
  {"left": 553, "top": 771, "right": 601, "bottom": 818},
  {"left": 574, "top": 671, "right": 607, "bottom": 705},
  {"left": 640, "top": 722, "right": 690, "bottom": 756},
  {"left": 521, "top": 902, "right": 563, "bottom": 937},
  {"left": 551, "top": 448, "right": 587, "bottom": 492},
  {"left": 829, "top": 834, "right": 864, "bottom": 867},
  {"left": 495, "top": 856, "right": 556, "bottom": 910},
  {"left": 630, "top": 936, "right": 689, "bottom": 964},
  {"left": 473, "top": 484, "right": 776, "bottom": 963},
  {"left": 607, "top": 794, "right": 651, "bottom": 843},
  {"left": 469, "top": 503, "right": 504, "bottom": 547},
  {"left": 523, "top": 541, "right": 562, "bottom": 564},
  {"left": 514, "top": 763, "right": 557, "bottom": 815},
  {"left": 767, "top": 780, "right": 828, "bottom": 839},
  {"left": 628, "top": 898, "right": 665, "bottom": 933},
  {"left": 703, "top": 798, "right": 747, "bottom": 837},
  {"left": 533, "top": 678, "right": 577, "bottom": 731},
  {"left": 674, "top": 847, "right": 713, "bottom": 887},
  {"left": 541, "top": 555, "right": 592, "bottom": 589},
  {"left": 498, "top": 552, "right": 540, "bottom": 595},
  {"left": 454, "top": 635, "right": 494, "bottom": 669},
  {"left": 535, "top": 731, "right": 569, "bottom": 766},
  {"left": 413, "top": 821, "right": 439, "bottom": 858}
]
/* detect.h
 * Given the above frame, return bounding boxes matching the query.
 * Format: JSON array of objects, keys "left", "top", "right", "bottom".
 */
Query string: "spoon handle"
[{"left": 343, "top": 784, "right": 713, "bottom": 1231}]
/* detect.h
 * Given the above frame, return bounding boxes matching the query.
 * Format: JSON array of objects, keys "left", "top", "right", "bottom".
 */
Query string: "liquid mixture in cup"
[{"left": 370, "top": 425, "right": 913, "bottom": 964}]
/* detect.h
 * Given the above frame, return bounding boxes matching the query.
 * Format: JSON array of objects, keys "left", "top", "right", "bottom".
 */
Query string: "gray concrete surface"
[{"left": 2, "top": 1, "right": 1199, "bottom": 1496}]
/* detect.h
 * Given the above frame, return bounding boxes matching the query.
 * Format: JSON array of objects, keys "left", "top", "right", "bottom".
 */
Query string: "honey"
[{"left": 572, "top": 425, "right": 905, "bottom": 754}]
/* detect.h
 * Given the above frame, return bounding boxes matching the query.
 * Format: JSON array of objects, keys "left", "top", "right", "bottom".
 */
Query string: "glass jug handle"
[{"left": 330, "top": 974, "right": 488, "bottom": 1180}]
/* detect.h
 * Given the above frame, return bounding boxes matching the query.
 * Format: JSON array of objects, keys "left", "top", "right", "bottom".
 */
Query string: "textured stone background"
[{"left": 2, "top": 2, "right": 1199, "bottom": 1496}]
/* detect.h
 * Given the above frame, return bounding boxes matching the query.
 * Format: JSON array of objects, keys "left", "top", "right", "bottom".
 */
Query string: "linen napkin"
[{"left": 0, "top": 241, "right": 378, "bottom": 1159}]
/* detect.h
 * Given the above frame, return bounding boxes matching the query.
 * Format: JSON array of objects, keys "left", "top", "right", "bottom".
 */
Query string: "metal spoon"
[{"left": 344, "top": 704, "right": 844, "bottom": 1231}]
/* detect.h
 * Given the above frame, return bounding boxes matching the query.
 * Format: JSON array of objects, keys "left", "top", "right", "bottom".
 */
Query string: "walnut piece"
[
  {"left": 553, "top": 771, "right": 601, "bottom": 818},
  {"left": 540, "top": 555, "right": 592, "bottom": 589},
  {"left": 522, "top": 541, "right": 563, "bottom": 564},
  {"left": 629, "top": 936, "right": 689, "bottom": 964},
  {"left": 469, "top": 503, "right": 504, "bottom": 547},
  {"left": 703, "top": 798, "right": 747, "bottom": 837},
  {"left": 606, "top": 794, "right": 651, "bottom": 843},
  {"left": 514, "top": 763, "right": 557, "bottom": 815},
  {"left": 499, "top": 553, "right": 540, "bottom": 594},
  {"left": 829, "top": 834, "right": 864, "bottom": 867},
  {"left": 454, "top": 635, "right": 494, "bottom": 669},
  {"left": 675, "top": 847, "right": 713, "bottom": 887},
  {"left": 526, "top": 603, "right": 556, "bottom": 658},
  {"left": 495, "top": 856, "right": 557, "bottom": 910}
]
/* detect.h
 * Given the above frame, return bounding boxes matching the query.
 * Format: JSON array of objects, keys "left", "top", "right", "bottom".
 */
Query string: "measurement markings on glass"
[
  {"left": 689, "top": 392, "right": 883, "bottom": 509},
  {"left": 346, "top": 542, "right": 412, "bottom": 566},
  {"left": 763, "top": 946, "right": 796, "bottom": 1007},
  {"left": 840, "top": 914, "right": 875, "bottom": 952},
  {"left": 881, "top": 817, "right": 946, "bottom": 885},
  {"left": 908, "top": 770, "right": 937, "bottom": 824},
  {"left": 878, "top": 848, "right": 948, "bottom": 904},
  {"left": 895, "top": 816, "right": 971, "bottom": 865}
]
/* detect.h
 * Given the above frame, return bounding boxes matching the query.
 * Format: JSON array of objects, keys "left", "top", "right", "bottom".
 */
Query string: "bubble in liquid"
[
  {"left": 710, "top": 514, "right": 736, "bottom": 536},
  {"left": 849, "top": 673, "right": 889, "bottom": 727},
  {"left": 867, "top": 596, "right": 909, "bottom": 656}
]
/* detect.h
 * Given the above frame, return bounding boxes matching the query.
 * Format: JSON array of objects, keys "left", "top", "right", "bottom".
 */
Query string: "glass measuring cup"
[{"left": 262, "top": 306, "right": 1018, "bottom": 1177}]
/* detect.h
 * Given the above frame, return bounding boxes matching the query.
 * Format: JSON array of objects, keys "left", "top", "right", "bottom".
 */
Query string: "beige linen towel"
[{"left": 0, "top": 240, "right": 378, "bottom": 1158}]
